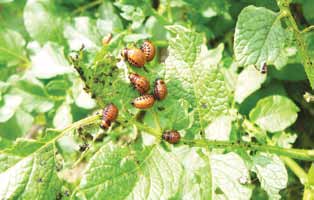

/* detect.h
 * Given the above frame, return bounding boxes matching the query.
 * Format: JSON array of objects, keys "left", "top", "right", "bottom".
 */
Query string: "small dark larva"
[
  {"left": 129, "top": 73, "right": 150, "bottom": 94},
  {"left": 260, "top": 62, "right": 267, "bottom": 74},
  {"left": 140, "top": 40, "right": 156, "bottom": 62},
  {"left": 162, "top": 130, "right": 181, "bottom": 144},
  {"left": 153, "top": 78, "right": 167, "bottom": 100},
  {"left": 101, "top": 103, "right": 119, "bottom": 129},
  {"left": 122, "top": 48, "right": 146, "bottom": 68},
  {"left": 131, "top": 94, "right": 155, "bottom": 109},
  {"left": 254, "top": 62, "right": 267, "bottom": 74}
]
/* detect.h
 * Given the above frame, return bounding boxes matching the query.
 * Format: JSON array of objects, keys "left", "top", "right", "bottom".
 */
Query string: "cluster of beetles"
[{"left": 100, "top": 40, "right": 181, "bottom": 144}]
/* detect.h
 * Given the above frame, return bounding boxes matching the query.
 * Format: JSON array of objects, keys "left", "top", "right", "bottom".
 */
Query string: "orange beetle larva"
[
  {"left": 100, "top": 103, "right": 119, "bottom": 129},
  {"left": 162, "top": 130, "right": 181, "bottom": 144},
  {"left": 131, "top": 94, "right": 155, "bottom": 109},
  {"left": 128, "top": 73, "right": 150, "bottom": 94},
  {"left": 140, "top": 40, "right": 156, "bottom": 62},
  {"left": 153, "top": 78, "right": 167, "bottom": 100},
  {"left": 122, "top": 48, "right": 146, "bottom": 68}
]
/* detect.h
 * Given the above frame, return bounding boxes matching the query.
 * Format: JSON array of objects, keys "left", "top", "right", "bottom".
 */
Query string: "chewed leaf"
[
  {"left": 0, "top": 144, "right": 61, "bottom": 199},
  {"left": 174, "top": 148, "right": 252, "bottom": 200},
  {"left": 211, "top": 152, "right": 252, "bottom": 200},
  {"left": 235, "top": 65, "right": 267, "bottom": 103},
  {"left": 252, "top": 153, "right": 288, "bottom": 200},
  {"left": 234, "top": 6, "right": 288, "bottom": 67},
  {"left": 76, "top": 143, "right": 183, "bottom": 200},
  {"left": 165, "top": 25, "right": 229, "bottom": 132}
]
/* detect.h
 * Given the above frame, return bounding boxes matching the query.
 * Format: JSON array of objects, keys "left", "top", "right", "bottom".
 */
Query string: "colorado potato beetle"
[
  {"left": 122, "top": 48, "right": 146, "bottom": 68},
  {"left": 131, "top": 94, "right": 155, "bottom": 109},
  {"left": 162, "top": 130, "right": 181, "bottom": 144},
  {"left": 140, "top": 40, "right": 156, "bottom": 62},
  {"left": 101, "top": 103, "right": 119, "bottom": 129},
  {"left": 129, "top": 73, "right": 150, "bottom": 94},
  {"left": 153, "top": 78, "right": 167, "bottom": 100}
]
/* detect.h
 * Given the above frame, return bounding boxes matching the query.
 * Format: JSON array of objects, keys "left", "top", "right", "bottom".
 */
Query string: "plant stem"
[
  {"left": 166, "top": 0, "right": 173, "bottom": 23},
  {"left": 302, "top": 26, "right": 314, "bottom": 34},
  {"left": 277, "top": 0, "right": 314, "bottom": 87},
  {"left": 131, "top": 120, "right": 161, "bottom": 138},
  {"left": 53, "top": 114, "right": 101, "bottom": 143},
  {"left": 0, "top": 47, "right": 30, "bottom": 65},
  {"left": 281, "top": 156, "right": 308, "bottom": 184},
  {"left": 150, "top": 9, "right": 170, "bottom": 25},
  {"left": 72, "top": 0, "right": 103, "bottom": 15},
  {"left": 181, "top": 139, "right": 314, "bottom": 161},
  {"left": 152, "top": 110, "right": 162, "bottom": 133}
]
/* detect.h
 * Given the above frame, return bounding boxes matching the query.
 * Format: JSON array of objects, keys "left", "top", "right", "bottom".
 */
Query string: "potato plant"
[{"left": 1, "top": 0, "right": 314, "bottom": 199}]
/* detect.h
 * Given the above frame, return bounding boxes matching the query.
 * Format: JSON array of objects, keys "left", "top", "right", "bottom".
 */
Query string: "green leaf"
[
  {"left": 24, "top": 0, "right": 64, "bottom": 43},
  {"left": 97, "top": 1, "right": 123, "bottom": 35},
  {"left": 123, "top": 33, "right": 151, "bottom": 43},
  {"left": 46, "top": 79, "right": 70, "bottom": 97},
  {"left": 249, "top": 95, "right": 299, "bottom": 132},
  {"left": 0, "top": 28, "right": 26, "bottom": 63},
  {"left": 0, "top": 94, "right": 22, "bottom": 123},
  {"left": 64, "top": 17, "right": 101, "bottom": 52},
  {"left": 71, "top": 79, "right": 96, "bottom": 109},
  {"left": 174, "top": 148, "right": 252, "bottom": 200},
  {"left": 0, "top": 154, "right": 21, "bottom": 173},
  {"left": 173, "top": 147, "right": 212, "bottom": 199},
  {"left": 308, "top": 163, "right": 314, "bottom": 185},
  {"left": 53, "top": 102, "right": 72, "bottom": 129},
  {"left": 30, "top": 42, "right": 72, "bottom": 79},
  {"left": 0, "top": 0, "right": 14, "bottom": 3},
  {"left": 78, "top": 47, "right": 138, "bottom": 113},
  {"left": 272, "top": 131, "right": 297, "bottom": 148},
  {"left": 114, "top": 2, "right": 148, "bottom": 29},
  {"left": 0, "top": 144, "right": 62, "bottom": 199},
  {"left": 144, "top": 98, "right": 191, "bottom": 131},
  {"left": 269, "top": 63, "right": 307, "bottom": 81},
  {"left": 211, "top": 152, "right": 252, "bottom": 200},
  {"left": 14, "top": 80, "right": 54, "bottom": 113},
  {"left": 0, "top": 109, "right": 34, "bottom": 140},
  {"left": 75, "top": 143, "right": 183, "bottom": 199},
  {"left": 303, "top": 0, "right": 314, "bottom": 24},
  {"left": 205, "top": 115, "right": 233, "bottom": 141},
  {"left": 235, "top": 65, "right": 267, "bottom": 103},
  {"left": 165, "top": 25, "right": 229, "bottom": 132},
  {"left": 252, "top": 153, "right": 288, "bottom": 200},
  {"left": 234, "top": 6, "right": 288, "bottom": 67}
]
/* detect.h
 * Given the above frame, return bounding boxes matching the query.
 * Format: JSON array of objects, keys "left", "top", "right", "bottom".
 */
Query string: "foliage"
[{"left": 1, "top": 0, "right": 314, "bottom": 199}]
